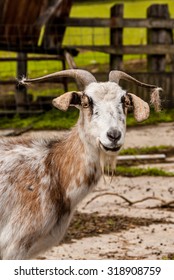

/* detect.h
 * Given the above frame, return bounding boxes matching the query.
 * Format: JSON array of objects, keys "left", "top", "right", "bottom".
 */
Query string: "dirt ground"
[{"left": 1, "top": 122, "right": 174, "bottom": 260}]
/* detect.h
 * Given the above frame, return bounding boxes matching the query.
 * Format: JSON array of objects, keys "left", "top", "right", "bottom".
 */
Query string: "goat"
[{"left": 0, "top": 69, "right": 162, "bottom": 259}]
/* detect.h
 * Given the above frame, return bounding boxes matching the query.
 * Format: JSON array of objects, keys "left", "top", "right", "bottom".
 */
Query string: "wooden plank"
[
  {"left": 0, "top": 43, "right": 78, "bottom": 56},
  {"left": 66, "top": 45, "right": 174, "bottom": 55},
  {"left": 120, "top": 18, "right": 174, "bottom": 29},
  {"left": 1, "top": 0, "right": 43, "bottom": 42},
  {"left": 0, "top": 42, "right": 61, "bottom": 54},
  {"left": 118, "top": 154, "right": 166, "bottom": 161},
  {"left": 147, "top": 4, "right": 173, "bottom": 72},
  {"left": 51, "top": 17, "right": 174, "bottom": 28},
  {"left": 0, "top": 56, "right": 64, "bottom": 61},
  {"left": 0, "top": 0, "right": 6, "bottom": 24},
  {"left": 15, "top": 52, "right": 28, "bottom": 112},
  {"left": 110, "top": 4, "right": 123, "bottom": 70}
]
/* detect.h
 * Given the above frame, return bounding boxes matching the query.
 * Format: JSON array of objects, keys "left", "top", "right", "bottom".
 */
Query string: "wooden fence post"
[
  {"left": 147, "top": 4, "right": 173, "bottom": 72},
  {"left": 15, "top": 52, "right": 28, "bottom": 112},
  {"left": 109, "top": 4, "right": 123, "bottom": 70}
]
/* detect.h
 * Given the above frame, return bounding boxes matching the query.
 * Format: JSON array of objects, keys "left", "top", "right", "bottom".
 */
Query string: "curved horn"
[
  {"left": 19, "top": 69, "right": 97, "bottom": 90},
  {"left": 109, "top": 70, "right": 162, "bottom": 111},
  {"left": 109, "top": 70, "right": 157, "bottom": 89}
]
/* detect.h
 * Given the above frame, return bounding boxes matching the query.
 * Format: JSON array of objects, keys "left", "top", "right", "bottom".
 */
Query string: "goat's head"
[{"left": 20, "top": 69, "right": 162, "bottom": 158}]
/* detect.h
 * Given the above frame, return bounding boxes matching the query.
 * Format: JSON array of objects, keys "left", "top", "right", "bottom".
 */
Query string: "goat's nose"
[{"left": 107, "top": 128, "right": 121, "bottom": 143}]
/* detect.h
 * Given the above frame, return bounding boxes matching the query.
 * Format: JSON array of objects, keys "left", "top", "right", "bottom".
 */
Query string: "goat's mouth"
[{"left": 99, "top": 142, "right": 121, "bottom": 153}]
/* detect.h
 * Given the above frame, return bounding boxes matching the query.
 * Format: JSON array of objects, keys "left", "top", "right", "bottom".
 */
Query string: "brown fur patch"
[{"left": 45, "top": 128, "right": 85, "bottom": 190}]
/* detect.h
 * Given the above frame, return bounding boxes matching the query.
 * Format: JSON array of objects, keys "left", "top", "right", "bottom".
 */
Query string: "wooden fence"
[
  {"left": 58, "top": 3, "right": 174, "bottom": 109},
  {"left": 59, "top": 4, "right": 173, "bottom": 70},
  {"left": 0, "top": 3, "right": 174, "bottom": 114}
]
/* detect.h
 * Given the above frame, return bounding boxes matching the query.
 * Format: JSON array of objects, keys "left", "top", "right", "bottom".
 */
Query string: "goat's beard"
[{"left": 99, "top": 149, "right": 118, "bottom": 184}]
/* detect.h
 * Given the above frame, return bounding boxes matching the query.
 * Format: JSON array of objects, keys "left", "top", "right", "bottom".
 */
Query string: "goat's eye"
[
  {"left": 82, "top": 102, "right": 89, "bottom": 108},
  {"left": 81, "top": 95, "right": 90, "bottom": 108},
  {"left": 121, "top": 95, "right": 130, "bottom": 107}
]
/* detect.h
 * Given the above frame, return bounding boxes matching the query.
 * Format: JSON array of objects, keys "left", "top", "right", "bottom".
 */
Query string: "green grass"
[
  {"left": 0, "top": 107, "right": 173, "bottom": 130},
  {"left": 0, "top": 55, "right": 64, "bottom": 80},
  {"left": 0, "top": 108, "right": 79, "bottom": 130},
  {"left": 126, "top": 109, "right": 174, "bottom": 127},
  {"left": 115, "top": 166, "right": 174, "bottom": 177},
  {"left": 120, "top": 145, "right": 174, "bottom": 156}
]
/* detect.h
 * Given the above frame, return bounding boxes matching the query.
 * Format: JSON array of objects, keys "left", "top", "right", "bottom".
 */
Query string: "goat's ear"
[
  {"left": 127, "top": 93, "right": 150, "bottom": 122},
  {"left": 52, "top": 91, "right": 82, "bottom": 111}
]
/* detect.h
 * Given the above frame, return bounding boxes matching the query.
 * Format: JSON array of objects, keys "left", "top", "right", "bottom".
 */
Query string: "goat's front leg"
[
  {"left": 2, "top": 244, "right": 28, "bottom": 260},
  {"left": 2, "top": 235, "right": 41, "bottom": 260}
]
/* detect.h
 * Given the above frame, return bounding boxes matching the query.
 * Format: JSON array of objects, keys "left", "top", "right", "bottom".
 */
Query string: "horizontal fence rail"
[
  {"left": 62, "top": 45, "right": 174, "bottom": 55},
  {"left": 2, "top": 18, "right": 174, "bottom": 29},
  {"left": 53, "top": 17, "right": 174, "bottom": 29}
]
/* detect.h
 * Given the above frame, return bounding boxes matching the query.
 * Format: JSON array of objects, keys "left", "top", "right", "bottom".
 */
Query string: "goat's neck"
[{"left": 52, "top": 125, "right": 101, "bottom": 208}]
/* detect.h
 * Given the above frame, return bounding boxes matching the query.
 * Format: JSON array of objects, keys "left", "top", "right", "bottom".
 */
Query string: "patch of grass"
[
  {"left": 0, "top": 57, "right": 64, "bottom": 81},
  {"left": 0, "top": 109, "right": 79, "bottom": 130},
  {"left": 126, "top": 109, "right": 174, "bottom": 127},
  {"left": 0, "top": 108, "right": 173, "bottom": 130},
  {"left": 115, "top": 166, "right": 174, "bottom": 177},
  {"left": 120, "top": 145, "right": 174, "bottom": 156}
]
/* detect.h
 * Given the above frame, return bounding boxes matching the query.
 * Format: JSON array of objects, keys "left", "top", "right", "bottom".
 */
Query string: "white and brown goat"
[{"left": 0, "top": 70, "right": 161, "bottom": 259}]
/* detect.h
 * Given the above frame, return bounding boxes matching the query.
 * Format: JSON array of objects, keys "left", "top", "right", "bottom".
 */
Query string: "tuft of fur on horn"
[
  {"left": 18, "top": 76, "right": 30, "bottom": 86},
  {"left": 150, "top": 87, "right": 162, "bottom": 112}
]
